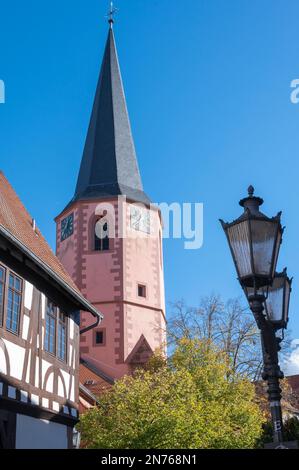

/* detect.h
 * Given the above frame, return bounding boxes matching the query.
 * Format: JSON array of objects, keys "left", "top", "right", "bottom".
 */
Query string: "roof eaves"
[
  {"left": 80, "top": 357, "right": 115, "bottom": 385},
  {"left": 79, "top": 383, "right": 100, "bottom": 404},
  {"left": 0, "top": 224, "right": 103, "bottom": 320}
]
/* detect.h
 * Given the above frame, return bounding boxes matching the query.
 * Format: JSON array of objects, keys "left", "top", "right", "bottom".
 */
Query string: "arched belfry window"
[{"left": 94, "top": 218, "right": 110, "bottom": 252}]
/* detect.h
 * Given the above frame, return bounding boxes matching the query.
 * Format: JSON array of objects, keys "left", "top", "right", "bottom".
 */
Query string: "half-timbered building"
[{"left": 0, "top": 172, "right": 102, "bottom": 449}]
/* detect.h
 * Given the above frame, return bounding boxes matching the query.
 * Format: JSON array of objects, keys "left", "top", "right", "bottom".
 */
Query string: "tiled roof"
[
  {"left": 0, "top": 171, "right": 100, "bottom": 316},
  {"left": 256, "top": 375, "right": 299, "bottom": 417},
  {"left": 80, "top": 358, "right": 114, "bottom": 400},
  {"left": 287, "top": 375, "right": 299, "bottom": 393},
  {"left": 286, "top": 375, "right": 299, "bottom": 410}
]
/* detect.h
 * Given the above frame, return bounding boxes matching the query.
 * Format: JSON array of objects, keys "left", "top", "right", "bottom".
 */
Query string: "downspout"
[{"left": 80, "top": 312, "right": 101, "bottom": 335}]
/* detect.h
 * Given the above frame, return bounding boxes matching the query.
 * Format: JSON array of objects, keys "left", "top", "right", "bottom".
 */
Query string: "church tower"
[{"left": 55, "top": 18, "right": 166, "bottom": 380}]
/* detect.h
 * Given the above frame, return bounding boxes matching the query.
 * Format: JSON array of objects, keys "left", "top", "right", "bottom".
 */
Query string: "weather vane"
[{"left": 106, "top": 1, "right": 118, "bottom": 27}]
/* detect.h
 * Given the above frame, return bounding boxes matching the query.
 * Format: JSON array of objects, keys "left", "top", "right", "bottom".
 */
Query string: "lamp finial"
[
  {"left": 239, "top": 186, "right": 264, "bottom": 212},
  {"left": 248, "top": 185, "right": 254, "bottom": 197}
]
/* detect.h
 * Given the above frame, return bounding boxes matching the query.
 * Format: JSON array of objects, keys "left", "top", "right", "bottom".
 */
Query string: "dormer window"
[{"left": 94, "top": 219, "right": 110, "bottom": 252}]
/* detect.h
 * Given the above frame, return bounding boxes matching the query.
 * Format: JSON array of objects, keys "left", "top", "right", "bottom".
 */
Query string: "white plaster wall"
[
  {"left": 3, "top": 340, "right": 25, "bottom": 380},
  {"left": 69, "top": 320, "right": 74, "bottom": 340},
  {"left": 24, "top": 281, "right": 33, "bottom": 310},
  {"left": 42, "top": 359, "right": 54, "bottom": 393},
  {"left": 69, "top": 344, "right": 73, "bottom": 367},
  {"left": 45, "top": 372, "right": 54, "bottom": 394},
  {"left": 26, "top": 350, "right": 31, "bottom": 383},
  {"left": 35, "top": 358, "right": 39, "bottom": 387},
  {"left": 41, "top": 294, "right": 46, "bottom": 318},
  {"left": 22, "top": 315, "right": 30, "bottom": 341},
  {"left": 16, "top": 415, "right": 68, "bottom": 449},
  {"left": 61, "top": 370, "right": 70, "bottom": 396},
  {"left": 0, "top": 347, "right": 7, "bottom": 374},
  {"left": 58, "top": 376, "right": 65, "bottom": 398},
  {"left": 70, "top": 379, "right": 75, "bottom": 403}
]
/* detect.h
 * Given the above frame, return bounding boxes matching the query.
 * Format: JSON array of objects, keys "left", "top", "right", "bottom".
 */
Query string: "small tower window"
[
  {"left": 96, "top": 331, "right": 103, "bottom": 344},
  {"left": 94, "top": 329, "right": 105, "bottom": 347},
  {"left": 138, "top": 284, "right": 147, "bottom": 298},
  {"left": 94, "top": 219, "right": 110, "bottom": 252}
]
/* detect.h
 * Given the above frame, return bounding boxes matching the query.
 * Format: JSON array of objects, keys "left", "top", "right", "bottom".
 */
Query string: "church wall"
[
  {"left": 80, "top": 303, "right": 130, "bottom": 379},
  {"left": 123, "top": 205, "right": 165, "bottom": 308},
  {"left": 123, "top": 201, "right": 166, "bottom": 358},
  {"left": 57, "top": 197, "right": 166, "bottom": 379},
  {"left": 124, "top": 303, "right": 165, "bottom": 360},
  {"left": 56, "top": 207, "right": 80, "bottom": 284}
]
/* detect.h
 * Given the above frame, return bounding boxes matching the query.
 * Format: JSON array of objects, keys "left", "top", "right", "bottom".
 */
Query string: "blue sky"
[{"left": 1, "top": 1, "right": 299, "bottom": 360}]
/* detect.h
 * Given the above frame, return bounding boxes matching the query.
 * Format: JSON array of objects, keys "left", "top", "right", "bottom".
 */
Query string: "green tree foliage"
[{"left": 78, "top": 339, "right": 265, "bottom": 449}]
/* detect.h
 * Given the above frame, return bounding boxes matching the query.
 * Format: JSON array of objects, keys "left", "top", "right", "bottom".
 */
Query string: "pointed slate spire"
[{"left": 73, "top": 26, "right": 150, "bottom": 205}]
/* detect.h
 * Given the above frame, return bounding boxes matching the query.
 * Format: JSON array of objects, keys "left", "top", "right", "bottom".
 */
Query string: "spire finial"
[{"left": 107, "top": 1, "right": 117, "bottom": 28}]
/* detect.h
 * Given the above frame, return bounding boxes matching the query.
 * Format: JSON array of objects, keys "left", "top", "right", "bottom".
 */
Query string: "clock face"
[
  {"left": 130, "top": 206, "right": 150, "bottom": 234},
  {"left": 61, "top": 213, "right": 74, "bottom": 241}
]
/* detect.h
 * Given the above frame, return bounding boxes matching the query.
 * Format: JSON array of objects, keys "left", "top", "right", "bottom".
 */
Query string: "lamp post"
[{"left": 220, "top": 186, "right": 292, "bottom": 446}]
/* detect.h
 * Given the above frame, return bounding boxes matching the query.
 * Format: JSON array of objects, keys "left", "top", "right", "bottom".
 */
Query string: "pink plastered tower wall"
[{"left": 55, "top": 197, "right": 166, "bottom": 380}]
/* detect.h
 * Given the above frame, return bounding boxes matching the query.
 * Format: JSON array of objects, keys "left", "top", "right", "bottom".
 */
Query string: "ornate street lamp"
[
  {"left": 220, "top": 186, "right": 292, "bottom": 446},
  {"left": 220, "top": 185, "right": 283, "bottom": 290}
]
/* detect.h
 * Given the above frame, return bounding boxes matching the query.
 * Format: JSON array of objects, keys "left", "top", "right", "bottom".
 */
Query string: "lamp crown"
[{"left": 239, "top": 185, "right": 264, "bottom": 214}]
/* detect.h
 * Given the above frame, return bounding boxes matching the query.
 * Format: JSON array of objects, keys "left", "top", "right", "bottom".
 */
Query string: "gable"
[{"left": 126, "top": 335, "right": 153, "bottom": 365}]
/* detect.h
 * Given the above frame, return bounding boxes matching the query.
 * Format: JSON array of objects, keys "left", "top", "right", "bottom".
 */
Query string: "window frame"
[
  {"left": 5, "top": 271, "right": 23, "bottom": 336},
  {"left": 94, "top": 218, "right": 110, "bottom": 252},
  {"left": 138, "top": 284, "right": 147, "bottom": 299},
  {"left": 44, "top": 301, "right": 57, "bottom": 356},
  {"left": 0, "top": 265, "right": 6, "bottom": 327},
  {"left": 44, "top": 300, "right": 68, "bottom": 363},
  {"left": 93, "top": 328, "right": 106, "bottom": 347},
  {"left": 57, "top": 311, "right": 67, "bottom": 362}
]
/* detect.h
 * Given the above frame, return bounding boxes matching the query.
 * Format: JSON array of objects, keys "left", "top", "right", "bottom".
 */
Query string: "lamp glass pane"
[
  {"left": 272, "top": 230, "right": 282, "bottom": 279},
  {"left": 227, "top": 221, "right": 252, "bottom": 278},
  {"left": 284, "top": 281, "right": 290, "bottom": 324},
  {"left": 265, "top": 277, "right": 284, "bottom": 323},
  {"left": 250, "top": 220, "right": 278, "bottom": 277}
]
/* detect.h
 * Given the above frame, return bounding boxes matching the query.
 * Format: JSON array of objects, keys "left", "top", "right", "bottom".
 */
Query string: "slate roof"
[
  {"left": 69, "top": 26, "right": 151, "bottom": 208},
  {"left": 0, "top": 171, "right": 101, "bottom": 317}
]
